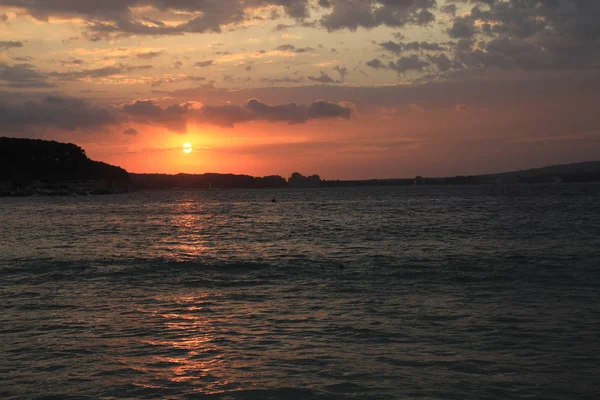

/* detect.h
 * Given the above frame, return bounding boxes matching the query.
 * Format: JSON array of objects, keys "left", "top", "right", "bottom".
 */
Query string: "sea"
[{"left": 1, "top": 184, "right": 599, "bottom": 400}]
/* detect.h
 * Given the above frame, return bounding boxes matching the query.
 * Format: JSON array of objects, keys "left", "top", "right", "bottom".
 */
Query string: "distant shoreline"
[
  {"left": 2, "top": 137, "right": 600, "bottom": 196},
  {"left": 3, "top": 180, "right": 600, "bottom": 198}
]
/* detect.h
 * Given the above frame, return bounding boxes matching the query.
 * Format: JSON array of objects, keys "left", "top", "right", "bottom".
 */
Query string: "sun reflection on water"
[
  {"left": 130, "top": 292, "right": 241, "bottom": 394},
  {"left": 153, "top": 197, "right": 215, "bottom": 261}
]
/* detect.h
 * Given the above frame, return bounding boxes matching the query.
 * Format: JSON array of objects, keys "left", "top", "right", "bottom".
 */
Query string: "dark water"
[{"left": 1, "top": 185, "right": 599, "bottom": 399}]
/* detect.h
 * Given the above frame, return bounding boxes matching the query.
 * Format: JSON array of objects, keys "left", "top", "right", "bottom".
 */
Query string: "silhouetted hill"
[
  {"left": 0, "top": 137, "right": 130, "bottom": 195},
  {"left": 322, "top": 161, "right": 600, "bottom": 187},
  {"left": 478, "top": 161, "right": 600, "bottom": 183},
  {"left": 2, "top": 136, "right": 599, "bottom": 195},
  {"left": 130, "top": 173, "right": 288, "bottom": 190}
]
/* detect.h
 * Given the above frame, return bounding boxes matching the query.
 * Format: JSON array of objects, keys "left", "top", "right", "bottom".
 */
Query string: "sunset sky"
[{"left": 1, "top": 0, "right": 599, "bottom": 179}]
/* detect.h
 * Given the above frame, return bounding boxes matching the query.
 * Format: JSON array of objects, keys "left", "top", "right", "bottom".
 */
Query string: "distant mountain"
[
  {"left": 479, "top": 161, "right": 600, "bottom": 183},
  {"left": 323, "top": 161, "right": 600, "bottom": 187},
  {"left": 0, "top": 137, "right": 130, "bottom": 195}
]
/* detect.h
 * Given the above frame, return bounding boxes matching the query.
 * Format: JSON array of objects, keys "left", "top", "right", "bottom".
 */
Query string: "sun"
[{"left": 182, "top": 142, "right": 193, "bottom": 154}]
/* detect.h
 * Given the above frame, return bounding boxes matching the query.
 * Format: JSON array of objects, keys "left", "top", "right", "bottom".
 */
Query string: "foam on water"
[{"left": 1, "top": 185, "right": 600, "bottom": 399}]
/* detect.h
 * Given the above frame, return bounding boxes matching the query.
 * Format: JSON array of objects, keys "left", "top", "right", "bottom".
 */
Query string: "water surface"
[{"left": 1, "top": 185, "right": 599, "bottom": 399}]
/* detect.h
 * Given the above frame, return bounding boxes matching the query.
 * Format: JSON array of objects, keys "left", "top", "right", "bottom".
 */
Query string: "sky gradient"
[{"left": 1, "top": 0, "right": 599, "bottom": 179}]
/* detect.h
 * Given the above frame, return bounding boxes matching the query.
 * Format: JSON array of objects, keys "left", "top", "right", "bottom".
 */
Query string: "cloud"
[
  {"left": 49, "top": 64, "right": 153, "bottom": 81},
  {"left": 194, "top": 60, "right": 214, "bottom": 68},
  {"left": 274, "top": 23, "right": 294, "bottom": 32},
  {"left": 136, "top": 51, "right": 163, "bottom": 60},
  {"left": 320, "top": 0, "right": 436, "bottom": 31},
  {"left": 334, "top": 65, "right": 348, "bottom": 80},
  {"left": 367, "top": 55, "right": 429, "bottom": 74},
  {"left": 455, "top": 104, "right": 467, "bottom": 112},
  {"left": 366, "top": 58, "right": 386, "bottom": 70},
  {"left": 379, "top": 40, "right": 446, "bottom": 55},
  {"left": 0, "top": 0, "right": 435, "bottom": 40},
  {"left": 149, "top": 75, "right": 207, "bottom": 88},
  {"left": 123, "top": 127, "right": 139, "bottom": 135},
  {"left": 307, "top": 71, "right": 339, "bottom": 83},
  {"left": 442, "top": 0, "right": 600, "bottom": 72},
  {"left": 0, "top": 95, "right": 119, "bottom": 133},
  {"left": 61, "top": 58, "right": 85, "bottom": 66},
  {"left": 0, "top": 63, "right": 54, "bottom": 88},
  {"left": 275, "top": 44, "right": 315, "bottom": 53},
  {"left": 0, "top": 41, "right": 24, "bottom": 49},
  {"left": 276, "top": 44, "right": 296, "bottom": 52},
  {"left": 441, "top": 4, "right": 456, "bottom": 16},
  {"left": 447, "top": 17, "right": 477, "bottom": 39},
  {"left": 260, "top": 76, "right": 305, "bottom": 84},
  {"left": 121, "top": 98, "right": 352, "bottom": 129},
  {"left": 427, "top": 53, "right": 452, "bottom": 72},
  {"left": 0, "top": 0, "right": 312, "bottom": 39}
]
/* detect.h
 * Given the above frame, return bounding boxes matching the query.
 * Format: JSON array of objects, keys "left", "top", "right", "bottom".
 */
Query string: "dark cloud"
[
  {"left": 120, "top": 98, "right": 352, "bottom": 129},
  {"left": 440, "top": 4, "right": 456, "bottom": 15},
  {"left": 260, "top": 76, "right": 305, "bottom": 84},
  {"left": 49, "top": 64, "right": 153, "bottom": 81},
  {"left": 294, "top": 47, "right": 315, "bottom": 53},
  {"left": 274, "top": 24, "right": 294, "bottom": 32},
  {"left": 0, "top": 41, "right": 23, "bottom": 49},
  {"left": 149, "top": 75, "right": 206, "bottom": 88},
  {"left": 443, "top": 0, "right": 600, "bottom": 72},
  {"left": 194, "top": 60, "right": 214, "bottom": 68},
  {"left": 359, "top": 1, "right": 600, "bottom": 78},
  {"left": 0, "top": 62, "right": 155, "bottom": 88},
  {"left": 273, "top": 20, "right": 318, "bottom": 31},
  {"left": 334, "top": 65, "right": 348, "bottom": 80},
  {"left": 276, "top": 44, "right": 296, "bottom": 52},
  {"left": 320, "top": 0, "right": 437, "bottom": 31},
  {"left": 0, "top": 0, "right": 433, "bottom": 38},
  {"left": 0, "top": 95, "right": 118, "bottom": 133},
  {"left": 307, "top": 100, "right": 351, "bottom": 120},
  {"left": 137, "top": 51, "right": 163, "bottom": 59},
  {"left": 0, "top": 13, "right": 8, "bottom": 23},
  {"left": 0, "top": 63, "right": 54, "bottom": 88},
  {"left": 366, "top": 58, "right": 386, "bottom": 69},
  {"left": 276, "top": 44, "right": 315, "bottom": 53},
  {"left": 123, "top": 127, "right": 138, "bottom": 135},
  {"left": 427, "top": 53, "right": 452, "bottom": 71},
  {"left": 61, "top": 59, "right": 85, "bottom": 66},
  {"left": 379, "top": 40, "right": 446, "bottom": 54},
  {"left": 379, "top": 40, "right": 404, "bottom": 54},
  {"left": 122, "top": 100, "right": 190, "bottom": 131},
  {"left": 0, "top": 0, "right": 312, "bottom": 38},
  {"left": 367, "top": 55, "right": 429, "bottom": 74},
  {"left": 307, "top": 71, "right": 339, "bottom": 83},
  {"left": 388, "top": 55, "right": 429, "bottom": 73},
  {"left": 447, "top": 17, "right": 477, "bottom": 39},
  {"left": 269, "top": 0, "right": 310, "bottom": 20}
]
